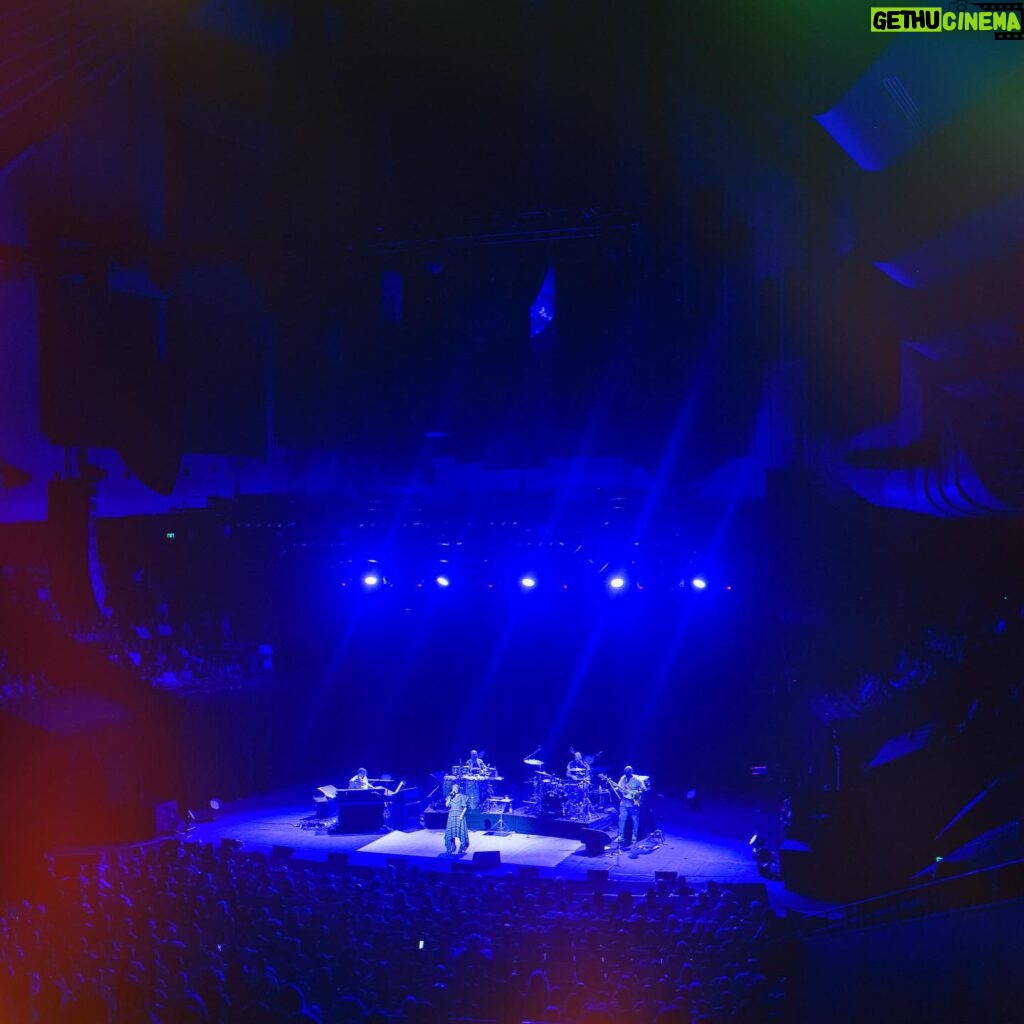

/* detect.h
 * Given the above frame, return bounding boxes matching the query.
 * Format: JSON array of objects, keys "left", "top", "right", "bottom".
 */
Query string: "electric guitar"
[{"left": 598, "top": 773, "right": 645, "bottom": 806}]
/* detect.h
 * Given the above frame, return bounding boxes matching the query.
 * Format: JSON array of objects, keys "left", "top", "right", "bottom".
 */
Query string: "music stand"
[{"left": 375, "top": 781, "right": 398, "bottom": 834}]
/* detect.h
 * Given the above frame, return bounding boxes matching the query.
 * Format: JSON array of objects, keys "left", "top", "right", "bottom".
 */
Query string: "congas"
[{"left": 465, "top": 776, "right": 483, "bottom": 810}]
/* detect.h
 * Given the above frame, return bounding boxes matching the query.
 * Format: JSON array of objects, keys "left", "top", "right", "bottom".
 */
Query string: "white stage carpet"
[{"left": 358, "top": 829, "right": 581, "bottom": 868}]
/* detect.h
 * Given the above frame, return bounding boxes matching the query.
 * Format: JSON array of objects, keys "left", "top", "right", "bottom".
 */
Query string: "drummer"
[
  {"left": 466, "top": 749, "right": 488, "bottom": 774},
  {"left": 566, "top": 750, "right": 591, "bottom": 781}
]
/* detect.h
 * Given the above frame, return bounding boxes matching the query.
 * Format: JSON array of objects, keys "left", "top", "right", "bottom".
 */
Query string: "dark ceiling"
[{"left": 2, "top": 0, "right": 1023, "bottom": 508}]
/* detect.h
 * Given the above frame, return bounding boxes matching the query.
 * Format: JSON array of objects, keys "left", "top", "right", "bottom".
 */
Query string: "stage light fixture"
[
  {"left": 608, "top": 575, "right": 626, "bottom": 591},
  {"left": 436, "top": 575, "right": 450, "bottom": 588},
  {"left": 520, "top": 575, "right": 537, "bottom": 590},
  {"left": 692, "top": 577, "right": 707, "bottom": 590},
  {"left": 362, "top": 573, "right": 380, "bottom": 588}
]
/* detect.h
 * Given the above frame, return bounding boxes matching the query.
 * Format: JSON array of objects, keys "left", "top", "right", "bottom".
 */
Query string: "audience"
[
  {"left": 0, "top": 650, "right": 54, "bottom": 707},
  {"left": 0, "top": 842, "right": 791, "bottom": 1023}
]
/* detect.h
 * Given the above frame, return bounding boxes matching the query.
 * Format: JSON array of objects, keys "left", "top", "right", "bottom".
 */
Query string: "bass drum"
[{"left": 541, "top": 787, "right": 564, "bottom": 816}]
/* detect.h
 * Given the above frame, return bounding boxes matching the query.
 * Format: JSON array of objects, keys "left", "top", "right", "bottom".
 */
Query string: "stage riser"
[{"left": 423, "top": 808, "right": 612, "bottom": 843}]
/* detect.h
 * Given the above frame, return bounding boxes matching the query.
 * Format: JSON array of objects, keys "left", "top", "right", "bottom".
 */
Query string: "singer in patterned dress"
[{"left": 444, "top": 782, "right": 470, "bottom": 855}]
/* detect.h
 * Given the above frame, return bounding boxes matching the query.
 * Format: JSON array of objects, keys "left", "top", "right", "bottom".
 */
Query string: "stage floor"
[
  {"left": 358, "top": 829, "right": 583, "bottom": 868},
  {"left": 185, "top": 786, "right": 778, "bottom": 888}
]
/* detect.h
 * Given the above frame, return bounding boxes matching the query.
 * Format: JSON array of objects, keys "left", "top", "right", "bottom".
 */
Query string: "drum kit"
[
  {"left": 433, "top": 748, "right": 610, "bottom": 821},
  {"left": 523, "top": 749, "right": 605, "bottom": 822}
]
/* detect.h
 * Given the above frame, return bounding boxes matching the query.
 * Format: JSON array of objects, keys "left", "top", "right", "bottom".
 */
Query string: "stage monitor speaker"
[
  {"left": 580, "top": 828, "right": 609, "bottom": 856},
  {"left": 472, "top": 851, "right": 501, "bottom": 870}
]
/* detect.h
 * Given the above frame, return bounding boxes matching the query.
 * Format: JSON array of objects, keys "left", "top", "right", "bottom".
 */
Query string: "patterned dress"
[{"left": 444, "top": 791, "right": 470, "bottom": 854}]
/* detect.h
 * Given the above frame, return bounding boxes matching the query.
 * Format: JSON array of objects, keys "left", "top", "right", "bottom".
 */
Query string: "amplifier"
[
  {"left": 331, "top": 800, "right": 384, "bottom": 834},
  {"left": 388, "top": 788, "right": 422, "bottom": 831}
]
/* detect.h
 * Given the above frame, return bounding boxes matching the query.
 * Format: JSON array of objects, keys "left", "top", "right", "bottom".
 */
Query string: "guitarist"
[{"left": 609, "top": 765, "right": 647, "bottom": 847}]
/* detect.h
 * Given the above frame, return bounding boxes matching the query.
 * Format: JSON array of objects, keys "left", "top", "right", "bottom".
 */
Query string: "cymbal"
[
  {"left": 523, "top": 758, "right": 544, "bottom": 766},
  {"left": 535, "top": 770, "right": 553, "bottom": 778}
]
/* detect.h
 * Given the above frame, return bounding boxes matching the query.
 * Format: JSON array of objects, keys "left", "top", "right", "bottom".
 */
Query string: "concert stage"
[{"left": 183, "top": 786, "right": 774, "bottom": 887}]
